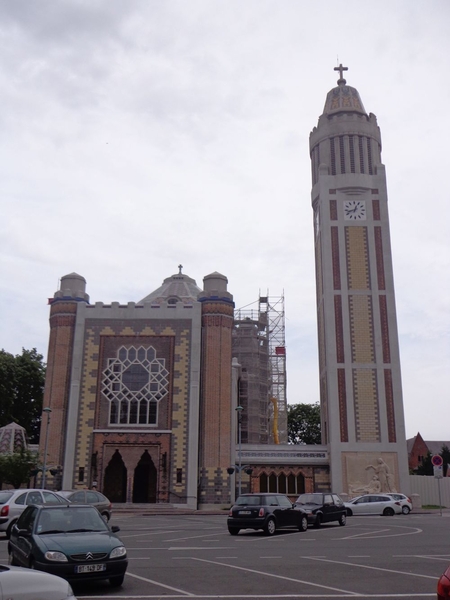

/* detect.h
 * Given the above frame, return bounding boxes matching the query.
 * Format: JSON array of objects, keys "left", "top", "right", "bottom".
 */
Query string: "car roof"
[
  {"left": 37, "top": 503, "right": 95, "bottom": 510},
  {"left": 238, "top": 493, "right": 286, "bottom": 496}
]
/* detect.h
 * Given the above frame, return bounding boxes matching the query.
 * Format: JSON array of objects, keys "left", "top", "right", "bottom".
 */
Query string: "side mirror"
[
  {"left": 111, "top": 525, "right": 120, "bottom": 533},
  {"left": 16, "top": 527, "right": 31, "bottom": 537}
]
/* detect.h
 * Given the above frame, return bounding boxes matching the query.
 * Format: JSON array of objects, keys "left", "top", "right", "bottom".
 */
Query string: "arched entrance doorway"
[
  {"left": 133, "top": 450, "right": 157, "bottom": 503},
  {"left": 103, "top": 450, "right": 127, "bottom": 503}
]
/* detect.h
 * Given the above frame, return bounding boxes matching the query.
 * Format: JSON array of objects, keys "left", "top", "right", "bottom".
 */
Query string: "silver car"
[
  {"left": 0, "top": 564, "right": 76, "bottom": 600},
  {"left": 0, "top": 489, "right": 66, "bottom": 538},
  {"left": 344, "top": 493, "right": 402, "bottom": 516},
  {"left": 57, "top": 489, "right": 112, "bottom": 521}
]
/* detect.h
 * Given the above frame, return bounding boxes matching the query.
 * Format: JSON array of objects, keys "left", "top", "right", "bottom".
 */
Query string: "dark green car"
[{"left": 8, "top": 504, "right": 128, "bottom": 587}]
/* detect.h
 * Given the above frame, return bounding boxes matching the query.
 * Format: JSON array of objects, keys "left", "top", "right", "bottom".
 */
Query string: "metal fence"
[{"left": 409, "top": 475, "right": 450, "bottom": 507}]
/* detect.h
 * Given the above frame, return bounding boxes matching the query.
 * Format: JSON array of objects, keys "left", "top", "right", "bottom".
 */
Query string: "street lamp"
[
  {"left": 236, "top": 406, "right": 243, "bottom": 496},
  {"left": 227, "top": 406, "right": 253, "bottom": 497},
  {"left": 41, "top": 407, "right": 52, "bottom": 489}
]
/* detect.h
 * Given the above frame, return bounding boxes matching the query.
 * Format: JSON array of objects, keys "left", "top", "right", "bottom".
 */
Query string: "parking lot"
[{"left": 1, "top": 511, "right": 449, "bottom": 599}]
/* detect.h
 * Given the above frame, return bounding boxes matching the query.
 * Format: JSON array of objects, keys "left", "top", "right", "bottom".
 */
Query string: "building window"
[
  {"left": 259, "top": 472, "right": 305, "bottom": 495},
  {"left": 78, "top": 467, "right": 84, "bottom": 483},
  {"left": 102, "top": 345, "right": 169, "bottom": 426},
  {"left": 176, "top": 468, "right": 182, "bottom": 484}
]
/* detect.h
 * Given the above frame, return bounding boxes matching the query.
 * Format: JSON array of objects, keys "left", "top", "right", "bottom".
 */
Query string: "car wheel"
[
  {"left": 298, "top": 516, "right": 308, "bottom": 532},
  {"left": 5, "top": 521, "right": 16, "bottom": 540},
  {"left": 339, "top": 513, "right": 346, "bottom": 526},
  {"left": 228, "top": 527, "right": 240, "bottom": 535},
  {"left": 383, "top": 507, "right": 395, "bottom": 516},
  {"left": 102, "top": 512, "right": 110, "bottom": 522},
  {"left": 109, "top": 574, "right": 125, "bottom": 587},
  {"left": 402, "top": 505, "right": 410, "bottom": 515},
  {"left": 313, "top": 514, "right": 322, "bottom": 529},
  {"left": 264, "top": 517, "right": 276, "bottom": 536}
]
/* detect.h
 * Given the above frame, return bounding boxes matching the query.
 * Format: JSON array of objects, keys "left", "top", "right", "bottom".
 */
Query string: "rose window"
[{"left": 101, "top": 346, "right": 169, "bottom": 425}]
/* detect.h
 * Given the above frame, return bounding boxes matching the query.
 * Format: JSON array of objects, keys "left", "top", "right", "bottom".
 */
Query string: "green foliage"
[
  {"left": 441, "top": 445, "right": 450, "bottom": 477},
  {"left": 417, "top": 452, "right": 433, "bottom": 475},
  {"left": 0, "top": 348, "right": 46, "bottom": 443},
  {"left": 287, "top": 402, "right": 321, "bottom": 445},
  {"left": 0, "top": 448, "right": 39, "bottom": 489}
]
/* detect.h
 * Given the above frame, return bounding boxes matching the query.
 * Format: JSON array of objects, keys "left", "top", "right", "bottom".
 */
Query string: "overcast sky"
[{"left": 1, "top": 1, "right": 449, "bottom": 441}]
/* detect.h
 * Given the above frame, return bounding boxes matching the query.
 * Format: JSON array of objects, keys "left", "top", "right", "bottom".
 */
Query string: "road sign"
[
  {"left": 432, "top": 454, "right": 443, "bottom": 467},
  {"left": 434, "top": 465, "right": 443, "bottom": 479}
]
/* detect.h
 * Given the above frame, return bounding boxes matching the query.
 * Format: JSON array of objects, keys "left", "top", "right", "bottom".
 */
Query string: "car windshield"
[
  {"left": 37, "top": 507, "right": 109, "bottom": 534},
  {"left": 235, "top": 496, "right": 264, "bottom": 506},
  {"left": 0, "top": 492, "right": 13, "bottom": 504},
  {"left": 296, "top": 494, "right": 322, "bottom": 505}
]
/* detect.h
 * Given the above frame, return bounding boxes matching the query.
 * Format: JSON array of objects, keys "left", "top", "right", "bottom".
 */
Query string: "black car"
[
  {"left": 295, "top": 493, "right": 347, "bottom": 527},
  {"left": 227, "top": 493, "right": 308, "bottom": 536},
  {"left": 8, "top": 504, "right": 128, "bottom": 587}
]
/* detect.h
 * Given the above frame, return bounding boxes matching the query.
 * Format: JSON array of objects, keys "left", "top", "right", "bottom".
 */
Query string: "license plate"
[
  {"left": 75, "top": 563, "right": 106, "bottom": 574},
  {"left": 238, "top": 510, "right": 251, "bottom": 515}
]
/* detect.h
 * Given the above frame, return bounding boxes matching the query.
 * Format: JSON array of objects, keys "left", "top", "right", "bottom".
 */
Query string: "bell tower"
[{"left": 310, "top": 66, "right": 409, "bottom": 495}]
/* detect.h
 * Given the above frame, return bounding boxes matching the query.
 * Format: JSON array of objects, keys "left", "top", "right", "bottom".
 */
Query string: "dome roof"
[
  {"left": 323, "top": 83, "right": 366, "bottom": 117},
  {"left": 322, "top": 65, "right": 367, "bottom": 117},
  {"left": 139, "top": 267, "right": 202, "bottom": 304}
]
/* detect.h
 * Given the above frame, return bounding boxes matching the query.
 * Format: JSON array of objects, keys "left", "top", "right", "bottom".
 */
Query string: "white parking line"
[
  {"left": 189, "top": 557, "right": 360, "bottom": 595},
  {"left": 341, "top": 526, "right": 422, "bottom": 540},
  {"left": 304, "top": 556, "right": 436, "bottom": 579},
  {"left": 125, "top": 570, "right": 195, "bottom": 595}
]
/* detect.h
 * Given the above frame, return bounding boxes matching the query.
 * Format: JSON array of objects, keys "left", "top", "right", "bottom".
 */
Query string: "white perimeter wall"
[{"left": 410, "top": 475, "right": 450, "bottom": 507}]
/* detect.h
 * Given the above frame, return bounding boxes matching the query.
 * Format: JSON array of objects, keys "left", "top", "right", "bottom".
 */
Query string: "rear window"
[
  {"left": 235, "top": 496, "right": 264, "bottom": 506},
  {"left": 0, "top": 492, "right": 13, "bottom": 504},
  {"left": 297, "top": 494, "right": 322, "bottom": 505}
]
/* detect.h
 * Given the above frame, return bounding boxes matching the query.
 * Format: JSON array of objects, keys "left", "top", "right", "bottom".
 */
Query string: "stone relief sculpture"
[
  {"left": 349, "top": 475, "right": 381, "bottom": 495},
  {"left": 365, "top": 458, "right": 397, "bottom": 493}
]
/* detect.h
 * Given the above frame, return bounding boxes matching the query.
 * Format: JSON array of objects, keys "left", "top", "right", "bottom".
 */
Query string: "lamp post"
[
  {"left": 41, "top": 407, "right": 52, "bottom": 489},
  {"left": 236, "top": 405, "right": 243, "bottom": 496}
]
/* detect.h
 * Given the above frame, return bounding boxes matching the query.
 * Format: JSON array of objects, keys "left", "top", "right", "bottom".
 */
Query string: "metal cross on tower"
[{"left": 334, "top": 63, "right": 348, "bottom": 84}]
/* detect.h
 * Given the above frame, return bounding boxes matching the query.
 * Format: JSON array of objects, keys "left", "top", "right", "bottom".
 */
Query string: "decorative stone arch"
[
  {"left": 133, "top": 449, "right": 157, "bottom": 503},
  {"left": 251, "top": 467, "right": 307, "bottom": 497},
  {"left": 103, "top": 449, "right": 127, "bottom": 503}
]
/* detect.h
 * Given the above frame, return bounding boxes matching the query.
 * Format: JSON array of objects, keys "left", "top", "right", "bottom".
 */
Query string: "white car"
[
  {"left": 386, "top": 493, "right": 413, "bottom": 514},
  {"left": 0, "top": 489, "right": 67, "bottom": 538},
  {"left": 0, "top": 564, "right": 76, "bottom": 600},
  {"left": 344, "top": 494, "right": 402, "bottom": 516}
]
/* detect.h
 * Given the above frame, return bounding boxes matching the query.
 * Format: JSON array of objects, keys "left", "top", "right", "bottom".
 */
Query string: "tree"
[
  {"left": 0, "top": 348, "right": 46, "bottom": 443},
  {"left": 0, "top": 448, "right": 39, "bottom": 489},
  {"left": 416, "top": 452, "right": 433, "bottom": 475},
  {"left": 440, "top": 445, "right": 450, "bottom": 477},
  {"left": 287, "top": 402, "right": 321, "bottom": 445}
]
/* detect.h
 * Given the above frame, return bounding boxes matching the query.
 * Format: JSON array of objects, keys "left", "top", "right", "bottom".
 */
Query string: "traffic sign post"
[
  {"left": 432, "top": 454, "right": 443, "bottom": 467},
  {"left": 432, "top": 455, "right": 443, "bottom": 516}
]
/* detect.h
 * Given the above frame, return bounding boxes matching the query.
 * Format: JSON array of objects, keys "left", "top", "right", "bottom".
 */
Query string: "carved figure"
[
  {"left": 365, "top": 458, "right": 396, "bottom": 492},
  {"left": 349, "top": 475, "right": 381, "bottom": 495}
]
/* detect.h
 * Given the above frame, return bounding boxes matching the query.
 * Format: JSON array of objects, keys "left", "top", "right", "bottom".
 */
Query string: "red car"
[{"left": 437, "top": 564, "right": 450, "bottom": 600}]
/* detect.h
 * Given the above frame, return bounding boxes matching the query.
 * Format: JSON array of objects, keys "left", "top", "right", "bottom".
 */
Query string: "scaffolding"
[
  {"left": 259, "top": 293, "right": 287, "bottom": 444},
  {"left": 233, "top": 293, "right": 287, "bottom": 445}
]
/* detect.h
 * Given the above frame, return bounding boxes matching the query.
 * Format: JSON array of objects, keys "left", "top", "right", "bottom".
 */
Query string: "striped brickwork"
[
  {"left": 352, "top": 368, "right": 380, "bottom": 442},
  {"left": 198, "top": 300, "right": 234, "bottom": 505},
  {"left": 41, "top": 302, "right": 77, "bottom": 469}
]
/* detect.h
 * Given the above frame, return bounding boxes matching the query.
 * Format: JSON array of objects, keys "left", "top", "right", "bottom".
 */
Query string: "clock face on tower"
[{"left": 344, "top": 200, "right": 366, "bottom": 220}]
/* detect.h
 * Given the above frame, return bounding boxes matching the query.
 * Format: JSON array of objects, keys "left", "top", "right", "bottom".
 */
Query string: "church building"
[{"left": 38, "top": 67, "right": 409, "bottom": 506}]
